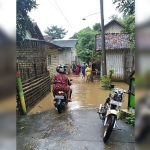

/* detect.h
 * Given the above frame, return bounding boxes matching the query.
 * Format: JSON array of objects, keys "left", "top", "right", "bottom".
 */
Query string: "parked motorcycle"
[
  {"left": 98, "top": 85, "right": 132, "bottom": 142},
  {"left": 53, "top": 79, "right": 72, "bottom": 114}
]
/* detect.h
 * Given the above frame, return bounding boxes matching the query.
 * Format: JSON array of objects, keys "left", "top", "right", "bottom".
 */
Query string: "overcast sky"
[
  {"left": 0, "top": 0, "right": 149, "bottom": 38},
  {"left": 29, "top": 0, "right": 123, "bottom": 39}
]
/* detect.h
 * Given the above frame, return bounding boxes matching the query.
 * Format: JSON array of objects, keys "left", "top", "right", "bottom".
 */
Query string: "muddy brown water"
[{"left": 28, "top": 75, "right": 129, "bottom": 115}]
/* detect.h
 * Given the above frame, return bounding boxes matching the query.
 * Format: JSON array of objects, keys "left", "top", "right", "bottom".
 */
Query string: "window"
[{"left": 48, "top": 55, "right": 51, "bottom": 65}]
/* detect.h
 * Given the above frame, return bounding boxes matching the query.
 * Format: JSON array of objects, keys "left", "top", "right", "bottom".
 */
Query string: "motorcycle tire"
[
  {"left": 103, "top": 114, "right": 116, "bottom": 142},
  {"left": 58, "top": 103, "right": 62, "bottom": 114}
]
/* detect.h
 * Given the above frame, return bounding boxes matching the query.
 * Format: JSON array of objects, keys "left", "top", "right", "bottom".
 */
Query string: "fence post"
[{"left": 16, "top": 60, "right": 27, "bottom": 115}]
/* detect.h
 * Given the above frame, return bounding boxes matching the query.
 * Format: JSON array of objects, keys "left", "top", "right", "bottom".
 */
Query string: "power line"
[
  {"left": 47, "top": 0, "right": 58, "bottom": 11},
  {"left": 84, "top": 12, "right": 100, "bottom": 18},
  {"left": 53, "top": 0, "right": 75, "bottom": 33}
]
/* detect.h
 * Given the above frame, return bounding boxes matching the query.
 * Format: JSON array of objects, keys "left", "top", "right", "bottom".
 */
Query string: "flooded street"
[
  {"left": 17, "top": 75, "right": 134, "bottom": 150},
  {"left": 29, "top": 75, "right": 129, "bottom": 114}
]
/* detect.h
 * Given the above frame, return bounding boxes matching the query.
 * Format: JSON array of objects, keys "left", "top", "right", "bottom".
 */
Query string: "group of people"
[
  {"left": 51, "top": 63, "right": 93, "bottom": 102},
  {"left": 81, "top": 63, "right": 92, "bottom": 83}
]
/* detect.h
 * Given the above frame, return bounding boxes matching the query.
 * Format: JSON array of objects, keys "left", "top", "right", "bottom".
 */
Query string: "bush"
[
  {"left": 125, "top": 113, "right": 135, "bottom": 126},
  {"left": 101, "top": 70, "right": 114, "bottom": 86}
]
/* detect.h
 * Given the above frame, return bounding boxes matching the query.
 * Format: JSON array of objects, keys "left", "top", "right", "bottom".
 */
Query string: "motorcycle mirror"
[{"left": 109, "top": 84, "right": 115, "bottom": 89}]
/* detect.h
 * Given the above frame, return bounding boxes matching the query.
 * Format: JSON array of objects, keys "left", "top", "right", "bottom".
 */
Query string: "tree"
[
  {"left": 109, "top": 14, "right": 119, "bottom": 20},
  {"left": 113, "top": 0, "right": 135, "bottom": 51},
  {"left": 93, "top": 23, "right": 101, "bottom": 32},
  {"left": 113, "top": 0, "right": 134, "bottom": 16},
  {"left": 44, "top": 25, "right": 68, "bottom": 39},
  {"left": 69, "top": 33, "right": 78, "bottom": 39},
  {"left": 76, "top": 27, "right": 98, "bottom": 63},
  {"left": 17, "top": 0, "right": 37, "bottom": 46}
]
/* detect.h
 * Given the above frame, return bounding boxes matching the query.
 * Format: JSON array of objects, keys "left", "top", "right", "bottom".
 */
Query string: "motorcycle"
[
  {"left": 98, "top": 85, "right": 132, "bottom": 142},
  {"left": 53, "top": 79, "right": 72, "bottom": 114}
]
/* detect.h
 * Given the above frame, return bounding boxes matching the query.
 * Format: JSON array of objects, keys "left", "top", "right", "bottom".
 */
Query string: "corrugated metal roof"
[{"left": 51, "top": 39, "right": 78, "bottom": 48}]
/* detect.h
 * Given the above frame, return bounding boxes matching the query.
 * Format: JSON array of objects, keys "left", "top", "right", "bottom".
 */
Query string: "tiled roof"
[
  {"left": 96, "top": 33, "right": 130, "bottom": 50},
  {"left": 104, "top": 19, "right": 125, "bottom": 29}
]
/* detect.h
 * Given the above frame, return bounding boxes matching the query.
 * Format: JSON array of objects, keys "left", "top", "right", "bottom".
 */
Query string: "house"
[
  {"left": 50, "top": 39, "right": 78, "bottom": 65},
  {"left": 26, "top": 22, "right": 44, "bottom": 40},
  {"left": 96, "top": 19, "right": 135, "bottom": 82},
  {"left": 45, "top": 42, "right": 61, "bottom": 77},
  {"left": 16, "top": 22, "right": 52, "bottom": 114},
  {"left": 44, "top": 35, "right": 55, "bottom": 43}
]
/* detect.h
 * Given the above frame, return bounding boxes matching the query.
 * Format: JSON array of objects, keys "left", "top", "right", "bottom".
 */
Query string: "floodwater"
[{"left": 28, "top": 74, "right": 129, "bottom": 115}]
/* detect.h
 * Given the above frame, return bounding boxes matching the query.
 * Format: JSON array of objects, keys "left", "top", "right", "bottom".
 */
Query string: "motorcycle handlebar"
[{"left": 123, "top": 90, "right": 135, "bottom": 96}]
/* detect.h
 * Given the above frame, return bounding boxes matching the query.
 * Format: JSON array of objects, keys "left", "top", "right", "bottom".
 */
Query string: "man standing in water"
[
  {"left": 85, "top": 65, "right": 92, "bottom": 83},
  {"left": 81, "top": 62, "right": 86, "bottom": 78}
]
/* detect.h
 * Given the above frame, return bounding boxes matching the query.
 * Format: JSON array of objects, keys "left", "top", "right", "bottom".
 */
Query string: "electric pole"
[{"left": 100, "top": 0, "right": 107, "bottom": 75}]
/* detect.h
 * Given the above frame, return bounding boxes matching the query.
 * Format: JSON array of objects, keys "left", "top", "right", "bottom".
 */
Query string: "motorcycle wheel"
[
  {"left": 58, "top": 103, "right": 62, "bottom": 114},
  {"left": 103, "top": 114, "right": 116, "bottom": 142}
]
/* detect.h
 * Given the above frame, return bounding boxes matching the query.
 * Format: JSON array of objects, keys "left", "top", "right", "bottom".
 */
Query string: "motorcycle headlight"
[{"left": 114, "top": 94, "right": 122, "bottom": 102}]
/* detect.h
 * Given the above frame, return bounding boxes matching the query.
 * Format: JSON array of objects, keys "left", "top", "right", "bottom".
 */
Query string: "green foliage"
[
  {"left": 101, "top": 75, "right": 110, "bottom": 85},
  {"left": 117, "top": 15, "right": 135, "bottom": 52},
  {"left": 69, "top": 33, "right": 78, "bottom": 39},
  {"left": 109, "top": 14, "right": 119, "bottom": 20},
  {"left": 93, "top": 23, "right": 101, "bottom": 32},
  {"left": 17, "top": 0, "right": 38, "bottom": 47},
  {"left": 90, "top": 51, "right": 102, "bottom": 63},
  {"left": 76, "top": 27, "right": 98, "bottom": 63},
  {"left": 113, "top": 0, "right": 135, "bottom": 16},
  {"left": 113, "top": 0, "right": 135, "bottom": 52},
  {"left": 125, "top": 113, "right": 135, "bottom": 126},
  {"left": 44, "top": 25, "right": 68, "bottom": 39},
  {"left": 101, "top": 70, "right": 114, "bottom": 86}
]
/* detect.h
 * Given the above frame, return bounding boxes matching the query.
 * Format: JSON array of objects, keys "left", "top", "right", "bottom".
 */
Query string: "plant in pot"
[{"left": 101, "top": 70, "right": 115, "bottom": 89}]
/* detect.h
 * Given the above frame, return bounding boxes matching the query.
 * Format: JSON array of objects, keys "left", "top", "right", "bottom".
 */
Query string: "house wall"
[
  {"left": 105, "top": 22, "right": 124, "bottom": 33},
  {"left": 105, "top": 49, "right": 135, "bottom": 82},
  {"left": 71, "top": 48, "right": 77, "bottom": 63},
  {"left": 45, "top": 44, "right": 59, "bottom": 77},
  {"left": 59, "top": 48, "right": 72, "bottom": 65},
  {"left": 124, "top": 50, "right": 135, "bottom": 83},
  {"left": 106, "top": 50, "right": 124, "bottom": 80},
  {"left": 16, "top": 40, "right": 47, "bottom": 81}
]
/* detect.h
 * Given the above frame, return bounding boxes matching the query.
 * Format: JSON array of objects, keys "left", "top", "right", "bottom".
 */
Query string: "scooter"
[
  {"left": 53, "top": 80, "right": 72, "bottom": 114},
  {"left": 98, "top": 85, "right": 133, "bottom": 142}
]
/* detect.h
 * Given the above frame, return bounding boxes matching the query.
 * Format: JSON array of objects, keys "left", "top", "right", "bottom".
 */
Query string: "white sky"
[
  {"left": 29, "top": 0, "right": 123, "bottom": 39},
  {"left": 0, "top": 0, "right": 149, "bottom": 38}
]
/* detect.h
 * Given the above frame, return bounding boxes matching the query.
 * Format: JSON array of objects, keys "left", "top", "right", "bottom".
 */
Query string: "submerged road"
[{"left": 17, "top": 75, "right": 134, "bottom": 150}]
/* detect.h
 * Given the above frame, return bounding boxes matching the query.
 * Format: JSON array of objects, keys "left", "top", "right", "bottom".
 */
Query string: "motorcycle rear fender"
[
  {"left": 106, "top": 109, "right": 119, "bottom": 119},
  {"left": 56, "top": 99, "right": 61, "bottom": 105}
]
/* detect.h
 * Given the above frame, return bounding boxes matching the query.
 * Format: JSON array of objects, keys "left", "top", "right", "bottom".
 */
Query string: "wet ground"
[
  {"left": 28, "top": 75, "right": 129, "bottom": 114},
  {"left": 17, "top": 75, "right": 134, "bottom": 150}
]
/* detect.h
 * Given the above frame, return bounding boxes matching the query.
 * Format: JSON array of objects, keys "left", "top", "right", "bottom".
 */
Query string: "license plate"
[
  {"left": 55, "top": 95, "right": 64, "bottom": 99},
  {"left": 110, "top": 100, "right": 122, "bottom": 106}
]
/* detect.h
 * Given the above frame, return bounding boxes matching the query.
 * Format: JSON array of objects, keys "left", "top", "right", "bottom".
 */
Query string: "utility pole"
[{"left": 100, "top": 0, "right": 107, "bottom": 75}]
